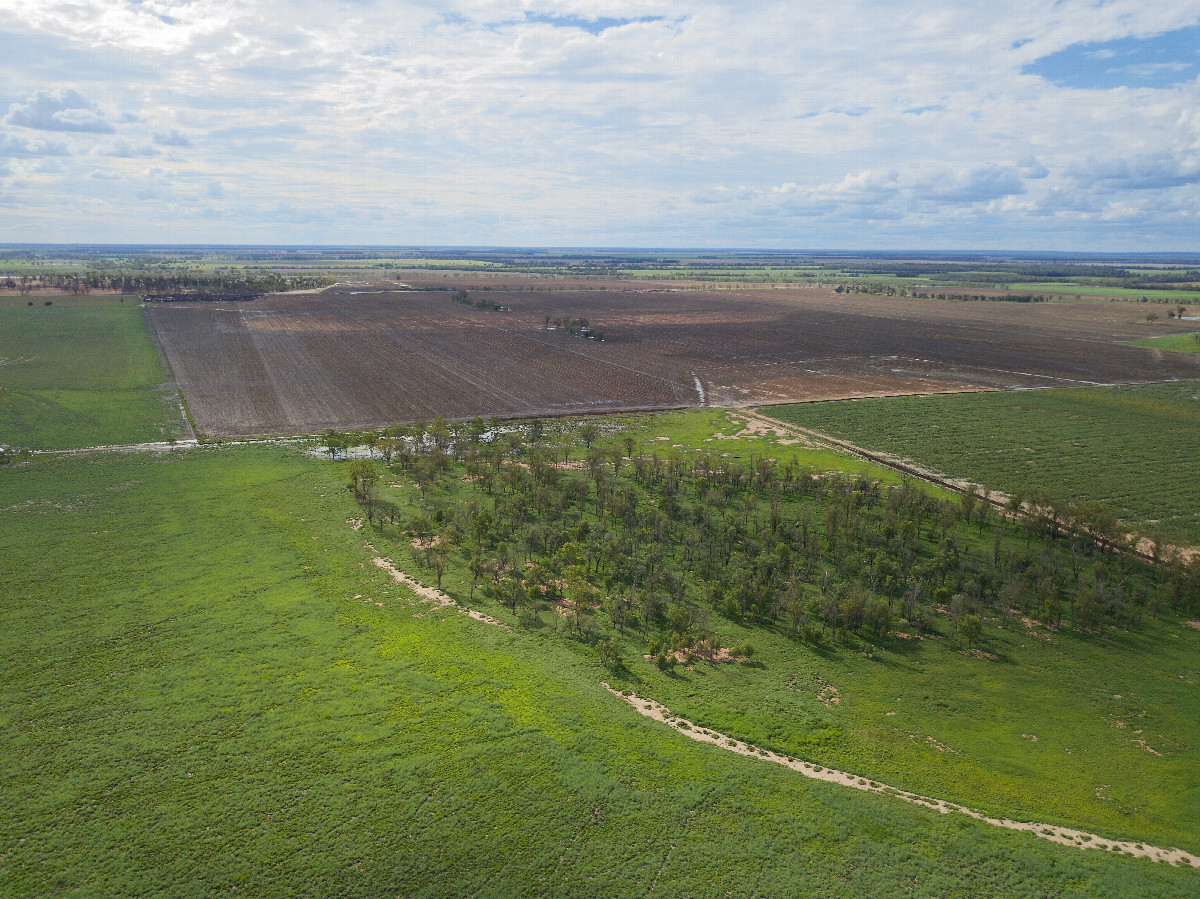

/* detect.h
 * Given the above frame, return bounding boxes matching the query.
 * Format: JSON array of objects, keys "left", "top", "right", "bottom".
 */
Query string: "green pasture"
[
  {"left": 1130, "top": 332, "right": 1200, "bottom": 354},
  {"left": 3, "top": 446, "right": 1198, "bottom": 896},
  {"left": 368, "top": 412, "right": 1199, "bottom": 857},
  {"left": 0, "top": 296, "right": 185, "bottom": 450},
  {"left": 766, "top": 384, "right": 1200, "bottom": 545},
  {"left": 588, "top": 408, "right": 919, "bottom": 487},
  {"left": 620, "top": 594, "right": 1200, "bottom": 856}
]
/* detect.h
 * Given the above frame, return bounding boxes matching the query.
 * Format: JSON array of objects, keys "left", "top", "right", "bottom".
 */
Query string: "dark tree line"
[{"left": 2, "top": 271, "right": 331, "bottom": 296}]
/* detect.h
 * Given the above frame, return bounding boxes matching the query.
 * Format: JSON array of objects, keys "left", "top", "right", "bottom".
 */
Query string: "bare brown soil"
[{"left": 146, "top": 279, "right": 1200, "bottom": 437}]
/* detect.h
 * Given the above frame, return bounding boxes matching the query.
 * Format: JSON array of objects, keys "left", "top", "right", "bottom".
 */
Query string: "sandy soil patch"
[
  {"left": 919, "top": 735, "right": 958, "bottom": 753},
  {"left": 958, "top": 648, "right": 999, "bottom": 661},
  {"left": 648, "top": 644, "right": 748, "bottom": 666},
  {"left": 714, "top": 412, "right": 816, "bottom": 446},
  {"left": 272, "top": 285, "right": 333, "bottom": 295},
  {"left": 1184, "top": 619, "right": 1200, "bottom": 630},
  {"left": 787, "top": 674, "right": 841, "bottom": 705},
  {"left": 1131, "top": 731, "right": 1164, "bottom": 756},
  {"left": 372, "top": 557, "right": 510, "bottom": 631},
  {"left": 603, "top": 685, "right": 1198, "bottom": 867},
  {"left": 1133, "top": 536, "right": 1200, "bottom": 564}
]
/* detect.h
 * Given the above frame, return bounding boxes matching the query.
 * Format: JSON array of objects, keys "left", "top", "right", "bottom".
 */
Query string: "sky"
[{"left": 0, "top": 1, "right": 1198, "bottom": 250}]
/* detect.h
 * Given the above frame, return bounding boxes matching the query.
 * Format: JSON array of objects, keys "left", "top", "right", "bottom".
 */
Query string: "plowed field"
[{"left": 146, "top": 281, "right": 1200, "bottom": 437}]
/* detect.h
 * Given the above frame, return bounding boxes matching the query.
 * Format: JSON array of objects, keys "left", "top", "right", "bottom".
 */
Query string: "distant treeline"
[
  {"left": 143, "top": 293, "right": 263, "bottom": 303},
  {"left": 833, "top": 282, "right": 1046, "bottom": 302},
  {"left": 2, "top": 272, "right": 332, "bottom": 297},
  {"left": 912, "top": 291, "right": 1047, "bottom": 303},
  {"left": 450, "top": 288, "right": 506, "bottom": 312}
]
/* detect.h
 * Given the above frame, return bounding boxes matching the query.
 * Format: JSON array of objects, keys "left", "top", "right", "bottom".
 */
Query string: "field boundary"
[
  {"left": 142, "top": 304, "right": 198, "bottom": 443},
  {"left": 604, "top": 685, "right": 1199, "bottom": 867},
  {"left": 745, "top": 406, "right": 999, "bottom": 499},
  {"left": 745, "top": 406, "right": 1187, "bottom": 563}
]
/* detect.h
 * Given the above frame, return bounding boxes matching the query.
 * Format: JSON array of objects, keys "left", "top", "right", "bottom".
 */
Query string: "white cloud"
[
  {"left": 99, "top": 137, "right": 160, "bottom": 158},
  {"left": 0, "top": 0, "right": 234, "bottom": 54},
  {"left": 154, "top": 128, "right": 192, "bottom": 147},
  {"left": 0, "top": 1, "right": 1196, "bottom": 247},
  {"left": 6, "top": 89, "right": 114, "bottom": 133},
  {"left": 0, "top": 132, "right": 70, "bottom": 157}
]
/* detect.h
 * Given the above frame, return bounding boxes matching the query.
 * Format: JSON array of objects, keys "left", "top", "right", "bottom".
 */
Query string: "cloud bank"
[{"left": 0, "top": 1, "right": 1197, "bottom": 249}]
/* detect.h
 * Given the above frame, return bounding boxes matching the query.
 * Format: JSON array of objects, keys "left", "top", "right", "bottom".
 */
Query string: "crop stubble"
[{"left": 146, "top": 282, "right": 1200, "bottom": 437}]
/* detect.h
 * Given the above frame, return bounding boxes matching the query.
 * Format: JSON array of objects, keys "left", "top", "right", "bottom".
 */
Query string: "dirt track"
[
  {"left": 604, "top": 685, "right": 1200, "bottom": 867},
  {"left": 743, "top": 407, "right": 1200, "bottom": 563}
]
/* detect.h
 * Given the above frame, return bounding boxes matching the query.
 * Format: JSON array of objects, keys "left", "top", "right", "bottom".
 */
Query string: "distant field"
[
  {"left": 0, "top": 296, "right": 186, "bottom": 449},
  {"left": 148, "top": 280, "right": 1200, "bottom": 437},
  {"left": 3, "top": 443, "right": 1198, "bottom": 895},
  {"left": 1130, "top": 332, "right": 1200, "bottom": 354},
  {"left": 766, "top": 383, "right": 1200, "bottom": 544},
  {"left": 1006, "top": 282, "right": 1200, "bottom": 301}
]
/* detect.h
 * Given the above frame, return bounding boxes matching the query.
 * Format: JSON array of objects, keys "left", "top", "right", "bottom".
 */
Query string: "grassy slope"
[
  {"left": 3, "top": 446, "right": 1197, "bottom": 897},
  {"left": 0, "top": 296, "right": 185, "bottom": 450},
  {"left": 1130, "top": 333, "right": 1200, "bottom": 354},
  {"left": 764, "top": 384, "right": 1200, "bottom": 545},
  {"left": 377, "top": 410, "right": 1200, "bottom": 856}
]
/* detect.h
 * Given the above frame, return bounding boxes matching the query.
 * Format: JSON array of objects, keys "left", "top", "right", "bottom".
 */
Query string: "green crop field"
[
  {"left": 765, "top": 384, "right": 1200, "bottom": 546},
  {"left": 0, "top": 296, "right": 187, "bottom": 450},
  {"left": 1130, "top": 333, "right": 1200, "bottom": 354},
  {"left": 3, "top": 435, "right": 1198, "bottom": 895},
  {"left": 1004, "top": 283, "right": 1200, "bottom": 301}
]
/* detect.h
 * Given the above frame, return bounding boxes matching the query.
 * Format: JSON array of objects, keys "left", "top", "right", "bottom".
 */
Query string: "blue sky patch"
[
  {"left": 522, "top": 12, "right": 663, "bottom": 35},
  {"left": 1024, "top": 24, "right": 1200, "bottom": 89}
]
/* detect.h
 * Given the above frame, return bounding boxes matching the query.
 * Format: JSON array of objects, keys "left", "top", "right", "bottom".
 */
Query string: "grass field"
[
  {"left": 765, "top": 383, "right": 1200, "bottom": 545},
  {"left": 605, "top": 408, "right": 917, "bottom": 485},
  {"left": 364, "top": 409, "right": 1200, "bottom": 856},
  {"left": 4, "top": 443, "right": 1199, "bottom": 896},
  {"left": 1130, "top": 333, "right": 1200, "bottom": 354},
  {"left": 0, "top": 296, "right": 186, "bottom": 450}
]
